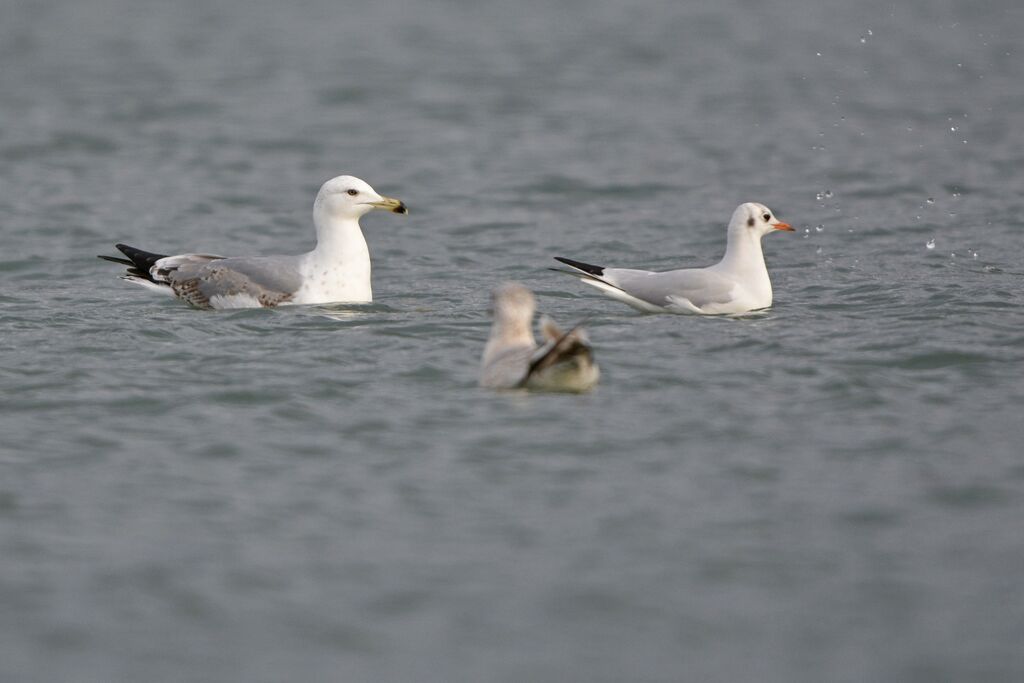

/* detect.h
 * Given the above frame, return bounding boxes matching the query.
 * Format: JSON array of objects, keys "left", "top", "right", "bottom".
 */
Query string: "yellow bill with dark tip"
[{"left": 369, "top": 196, "right": 408, "bottom": 214}]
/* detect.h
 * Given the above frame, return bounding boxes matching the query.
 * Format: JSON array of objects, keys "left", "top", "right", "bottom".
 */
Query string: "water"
[{"left": 2, "top": 0, "right": 1024, "bottom": 681}]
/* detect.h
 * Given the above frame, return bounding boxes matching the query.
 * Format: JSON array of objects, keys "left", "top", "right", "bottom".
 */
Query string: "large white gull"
[
  {"left": 99, "top": 175, "right": 407, "bottom": 309},
  {"left": 480, "top": 282, "right": 599, "bottom": 393},
  {"left": 554, "top": 202, "right": 793, "bottom": 315}
]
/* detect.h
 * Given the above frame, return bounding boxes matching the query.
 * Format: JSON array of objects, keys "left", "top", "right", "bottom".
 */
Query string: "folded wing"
[
  {"left": 603, "top": 268, "right": 737, "bottom": 312},
  {"left": 158, "top": 255, "right": 305, "bottom": 309}
]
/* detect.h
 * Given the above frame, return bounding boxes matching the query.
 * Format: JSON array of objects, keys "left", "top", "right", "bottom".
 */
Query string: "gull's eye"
[
  {"left": 347, "top": 189, "right": 359, "bottom": 196},
  {"left": 762, "top": 213, "right": 771, "bottom": 221}
]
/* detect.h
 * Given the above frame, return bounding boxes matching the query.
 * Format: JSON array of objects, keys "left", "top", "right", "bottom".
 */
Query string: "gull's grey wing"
[
  {"left": 158, "top": 255, "right": 305, "bottom": 309},
  {"left": 604, "top": 268, "right": 737, "bottom": 310}
]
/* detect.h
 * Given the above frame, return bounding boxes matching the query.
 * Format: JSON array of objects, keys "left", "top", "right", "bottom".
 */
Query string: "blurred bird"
[{"left": 480, "top": 282, "right": 599, "bottom": 393}]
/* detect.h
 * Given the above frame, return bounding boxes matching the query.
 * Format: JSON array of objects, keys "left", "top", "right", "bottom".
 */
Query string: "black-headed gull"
[
  {"left": 480, "top": 282, "right": 599, "bottom": 393},
  {"left": 99, "top": 175, "right": 407, "bottom": 309},
  {"left": 554, "top": 202, "right": 793, "bottom": 315}
]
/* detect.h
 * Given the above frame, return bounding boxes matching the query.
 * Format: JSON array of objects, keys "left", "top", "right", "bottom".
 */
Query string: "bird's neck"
[
  {"left": 718, "top": 229, "right": 768, "bottom": 276},
  {"left": 309, "top": 214, "right": 370, "bottom": 271},
  {"left": 483, "top": 320, "right": 534, "bottom": 362}
]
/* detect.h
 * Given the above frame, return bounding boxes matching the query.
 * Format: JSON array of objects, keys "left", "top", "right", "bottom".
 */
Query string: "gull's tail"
[
  {"left": 551, "top": 256, "right": 624, "bottom": 293},
  {"left": 99, "top": 244, "right": 169, "bottom": 281},
  {"left": 551, "top": 256, "right": 662, "bottom": 313},
  {"left": 552, "top": 256, "right": 605, "bottom": 278},
  {"left": 99, "top": 243, "right": 174, "bottom": 293}
]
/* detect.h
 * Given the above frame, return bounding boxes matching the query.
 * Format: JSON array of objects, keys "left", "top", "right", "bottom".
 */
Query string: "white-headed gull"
[
  {"left": 554, "top": 202, "right": 793, "bottom": 314},
  {"left": 480, "top": 282, "right": 599, "bottom": 393},
  {"left": 99, "top": 175, "right": 407, "bottom": 309}
]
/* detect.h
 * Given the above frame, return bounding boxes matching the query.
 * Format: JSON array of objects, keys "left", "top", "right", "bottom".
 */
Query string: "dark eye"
[
  {"left": 346, "top": 189, "right": 359, "bottom": 196},
  {"left": 763, "top": 213, "right": 771, "bottom": 221}
]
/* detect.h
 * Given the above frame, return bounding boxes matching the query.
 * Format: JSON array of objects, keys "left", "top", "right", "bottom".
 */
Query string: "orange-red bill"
[{"left": 773, "top": 221, "right": 794, "bottom": 231}]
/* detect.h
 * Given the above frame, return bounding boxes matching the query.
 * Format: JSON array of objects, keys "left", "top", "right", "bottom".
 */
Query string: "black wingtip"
[
  {"left": 98, "top": 254, "right": 134, "bottom": 266},
  {"left": 101, "top": 244, "right": 169, "bottom": 283},
  {"left": 553, "top": 256, "right": 605, "bottom": 277}
]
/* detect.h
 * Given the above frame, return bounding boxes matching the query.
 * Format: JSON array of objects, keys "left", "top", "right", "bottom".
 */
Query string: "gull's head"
[
  {"left": 490, "top": 282, "right": 536, "bottom": 329},
  {"left": 729, "top": 202, "right": 793, "bottom": 238},
  {"left": 314, "top": 175, "right": 407, "bottom": 220}
]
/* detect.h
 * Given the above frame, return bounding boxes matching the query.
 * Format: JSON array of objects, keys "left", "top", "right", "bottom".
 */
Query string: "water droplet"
[
  {"left": 804, "top": 228, "right": 810, "bottom": 234},
  {"left": 815, "top": 192, "right": 824, "bottom": 201},
  {"left": 815, "top": 225, "right": 824, "bottom": 232},
  {"left": 859, "top": 36, "right": 867, "bottom": 43},
  {"left": 926, "top": 239, "right": 935, "bottom": 249},
  {"left": 926, "top": 197, "right": 934, "bottom": 204},
  {"left": 950, "top": 126, "right": 958, "bottom": 132},
  {"left": 816, "top": 52, "right": 822, "bottom": 57},
  {"left": 972, "top": 251, "right": 978, "bottom": 259},
  {"left": 824, "top": 190, "right": 833, "bottom": 198}
]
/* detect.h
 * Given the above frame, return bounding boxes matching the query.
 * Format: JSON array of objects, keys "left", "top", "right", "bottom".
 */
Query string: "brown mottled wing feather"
[
  {"left": 520, "top": 325, "right": 591, "bottom": 386},
  {"left": 161, "top": 256, "right": 304, "bottom": 309}
]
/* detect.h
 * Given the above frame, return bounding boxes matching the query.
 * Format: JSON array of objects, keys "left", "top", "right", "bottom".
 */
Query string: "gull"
[
  {"left": 553, "top": 202, "right": 793, "bottom": 315},
  {"left": 480, "top": 282, "right": 599, "bottom": 393},
  {"left": 99, "top": 175, "right": 407, "bottom": 309}
]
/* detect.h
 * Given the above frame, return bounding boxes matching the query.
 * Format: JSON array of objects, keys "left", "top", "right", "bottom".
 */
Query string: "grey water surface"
[{"left": 2, "top": 0, "right": 1024, "bottom": 681}]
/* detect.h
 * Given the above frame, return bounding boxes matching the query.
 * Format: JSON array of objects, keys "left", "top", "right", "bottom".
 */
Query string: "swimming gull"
[
  {"left": 553, "top": 202, "right": 793, "bottom": 315},
  {"left": 480, "top": 282, "right": 599, "bottom": 393},
  {"left": 99, "top": 175, "right": 407, "bottom": 309}
]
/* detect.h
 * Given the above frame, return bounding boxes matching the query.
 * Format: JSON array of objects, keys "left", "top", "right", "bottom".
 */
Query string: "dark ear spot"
[{"left": 747, "top": 217, "right": 755, "bottom": 227}]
